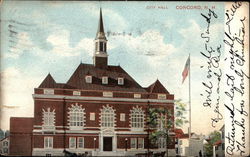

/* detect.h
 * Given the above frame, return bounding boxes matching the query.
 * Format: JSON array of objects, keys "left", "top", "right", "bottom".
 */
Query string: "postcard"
[{"left": 0, "top": 1, "right": 249, "bottom": 157}]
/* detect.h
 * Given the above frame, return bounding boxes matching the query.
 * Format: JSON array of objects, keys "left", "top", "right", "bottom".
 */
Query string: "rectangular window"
[
  {"left": 130, "top": 138, "right": 137, "bottom": 149},
  {"left": 102, "top": 76, "right": 108, "bottom": 84},
  {"left": 44, "top": 137, "right": 53, "bottom": 148},
  {"left": 100, "top": 42, "right": 104, "bottom": 51},
  {"left": 158, "top": 94, "right": 166, "bottom": 99},
  {"left": 118, "top": 77, "right": 124, "bottom": 85},
  {"left": 90, "top": 113, "right": 95, "bottom": 121},
  {"left": 78, "top": 137, "right": 84, "bottom": 148},
  {"left": 120, "top": 113, "right": 125, "bottom": 121},
  {"left": 138, "top": 138, "right": 144, "bottom": 149},
  {"left": 73, "top": 91, "right": 81, "bottom": 96},
  {"left": 158, "top": 138, "right": 166, "bottom": 149},
  {"left": 85, "top": 76, "right": 92, "bottom": 83},
  {"left": 69, "top": 137, "right": 76, "bottom": 149},
  {"left": 134, "top": 94, "right": 141, "bottom": 99},
  {"left": 44, "top": 89, "right": 54, "bottom": 95}
]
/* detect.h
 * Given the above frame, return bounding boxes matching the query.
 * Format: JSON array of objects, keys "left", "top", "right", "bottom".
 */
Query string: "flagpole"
[{"left": 188, "top": 53, "right": 191, "bottom": 154}]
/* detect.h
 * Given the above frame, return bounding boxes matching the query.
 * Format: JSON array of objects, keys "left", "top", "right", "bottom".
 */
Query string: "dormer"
[
  {"left": 102, "top": 76, "right": 108, "bottom": 84},
  {"left": 85, "top": 75, "right": 92, "bottom": 84},
  {"left": 117, "top": 77, "right": 124, "bottom": 85}
]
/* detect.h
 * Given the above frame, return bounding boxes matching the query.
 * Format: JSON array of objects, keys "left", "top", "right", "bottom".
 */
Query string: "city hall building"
[{"left": 9, "top": 9, "right": 175, "bottom": 156}]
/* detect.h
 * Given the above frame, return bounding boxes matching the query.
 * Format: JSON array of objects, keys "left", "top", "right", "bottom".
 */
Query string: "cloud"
[
  {"left": 46, "top": 29, "right": 94, "bottom": 57},
  {"left": 1, "top": 67, "right": 41, "bottom": 129},
  {"left": 5, "top": 32, "right": 34, "bottom": 58},
  {"left": 110, "top": 29, "right": 176, "bottom": 56}
]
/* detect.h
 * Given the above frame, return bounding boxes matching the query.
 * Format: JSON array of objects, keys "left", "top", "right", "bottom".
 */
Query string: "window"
[
  {"left": 130, "top": 138, "right": 137, "bottom": 149},
  {"left": 44, "top": 89, "right": 54, "bottom": 95},
  {"left": 69, "top": 104, "right": 85, "bottom": 130},
  {"left": 73, "top": 91, "right": 81, "bottom": 96},
  {"left": 118, "top": 77, "right": 124, "bottom": 85},
  {"left": 100, "top": 42, "right": 104, "bottom": 51},
  {"left": 158, "top": 137, "right": 166, "bottom": 149},
  {"left": 138, "top": 138, "right": 144, "bottom": 149},
  {"left": 90, "top": 113, "right": 95, "bottom": 121},
  {"left": 134, "top": 94, "right": 141, "bottom": 99},
  {"left": 85, "top": 75, "right": 92, "bottom": 83},
  {"left": 46, "top": 154, "right": 51, "bottom": 157},
  {"left": 3, "top": 141, "right": 8, "bottom": 147},
  {"left": 131, "top": 106, "right": 144, "bottom": 129},
  {"left": 101, "top": 105, "right": 115, "bottom": 127},
  {"left": 120, "top": 113, "right": 125, "bottom": 121},
  {"left": 157, "top": 114, "right": 166, "bottom": 130},
  {"left": 102, "top": 76, "right": 108, "bottom": 84},
  {"left": 158, "top": 94, "right": 166, "bottom": 99},
  {"left": 78, "top": 137, "right": 84, "bottom": 148},
  {"left": 69, "top": 137, "right": 76, "bottom": 149},
  {"left": 42, "top": 108, "right": 55, "bottom": 130},
  {"left": 44, "top": 137, "right": 53, "bottom": 148}
]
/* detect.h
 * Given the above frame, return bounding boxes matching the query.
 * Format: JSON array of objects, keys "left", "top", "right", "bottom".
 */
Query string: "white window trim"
[
  {"left": 130, "top": 106, "right": 144, "bottom": 130},
  {"left": 102, "top": 76, "right": 108, "bottom": 84},
  {"left": 44, "top": 137, "right": 53, "bottom": 149},
  {"left": 118, "top": 77, "right": 124, "bottom": 85},
  {"left": 100, "top": 105, "right": 115, "bottom": 128},
  {"left": 69, "top": 137, "right": 76, "bottom": 149},
  {"left": 138, "top": 138, "right": 144, "bottom": 149},
  {"left": 42, "top": 108, "right": 55, "bottom": 131},
  {"left": 77, "top": 137, "right": 84, "bottom": 149},
  {"left": 68, "top": 103, "right": 85, "bottom": 130},
  {"left": 130, "top": 138, "right": 137, "bottom": 149},
  {"left": 85, "top": 75, "right": 92, "bottom": 83}
]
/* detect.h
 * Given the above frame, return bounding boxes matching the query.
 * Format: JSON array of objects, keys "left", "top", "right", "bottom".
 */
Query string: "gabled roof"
[
  {"left": 38, "top": 73, "right": 57, "bottom": 88},
  {"left": 146, "top": 79, "right": 169, "bottom": 94},
  {"left": 175, "top": 129, "right": 184, "bottom": 138},
  {"left": 65, "top": 63, "right": 146, "bottom": 92},
  {"left": 214, "top": 140, "right": 222, "bottom": 146}
]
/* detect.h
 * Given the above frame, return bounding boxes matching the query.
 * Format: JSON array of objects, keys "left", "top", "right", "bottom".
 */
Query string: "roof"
[
  {"left": 175, "top": 129, "right": 184, "bottom": 138},
  {"left": 214, "top": 140, "right": 222, "bottom": 146},
  {"left": 146, "top": 79, "right": 169, "bottom": 94},
  {"left": 38, "top": 63, "right": 174, "bottom": 94},
  {"left": 63, "top": 63, "right": 147, "bottom": 92}
]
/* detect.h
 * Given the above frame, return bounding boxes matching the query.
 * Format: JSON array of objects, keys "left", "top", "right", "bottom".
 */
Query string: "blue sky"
[{"left": 1, "top": 1, "right": 225, "bottom": 134}]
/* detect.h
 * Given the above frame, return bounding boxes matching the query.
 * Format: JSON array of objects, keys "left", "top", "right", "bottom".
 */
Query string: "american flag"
[{"left": 182, "top": 56, "right": 190, "bottom": 83}]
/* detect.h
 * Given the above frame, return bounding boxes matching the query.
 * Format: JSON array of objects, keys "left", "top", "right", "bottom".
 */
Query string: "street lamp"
[
  {"left": 125, "top": 138, "right": 128, "bottom": 151},
  {"left": 94, "top": 138, "right": 96, "bottom": 151}
]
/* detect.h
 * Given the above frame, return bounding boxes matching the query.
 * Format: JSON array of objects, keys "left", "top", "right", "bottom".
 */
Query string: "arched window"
[
  {"left": 100, "top": 105, "right": 115, "bottom": 127},
  {"left": 42, "top": 108, "right": 55, "bottom": 130},
  {"left": 68, "top": 103, "right": 85, "bottom": 130},
  {"left": 130, "top": 106, "right": 144, "bottom": 130}
]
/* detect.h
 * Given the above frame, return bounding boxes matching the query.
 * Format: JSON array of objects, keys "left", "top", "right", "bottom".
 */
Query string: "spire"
[
  {"left": 94, "top": 8, "right": 108, "bottom": 68},
  {"left": 97, "top": 8, "right": 104, "bottom": 33},
  {"left": 96, "top": 8, "right": 106, "bottom": 40}
]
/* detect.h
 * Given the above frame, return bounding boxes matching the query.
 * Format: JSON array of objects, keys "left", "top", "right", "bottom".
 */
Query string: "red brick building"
[{"left": 9, "top": 9, "right": 175, "bottom": 156}]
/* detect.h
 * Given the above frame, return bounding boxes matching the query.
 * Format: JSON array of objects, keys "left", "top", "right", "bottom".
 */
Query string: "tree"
[
  {"left": 0, "top": 129, "right": 4, "bottom": 140},
  {"left": 204, "top": 131, "right": 221, "bottom": 156},
  {"left": 147, "top": 100, "right": 188, "bottom": 156}
]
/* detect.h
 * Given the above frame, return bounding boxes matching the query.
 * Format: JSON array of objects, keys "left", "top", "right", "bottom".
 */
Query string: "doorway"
[{"left": 103, "top": 137, "right": 112, "bottom": 151}]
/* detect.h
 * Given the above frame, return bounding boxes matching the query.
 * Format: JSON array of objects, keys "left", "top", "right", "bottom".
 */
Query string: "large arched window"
[
  {"left": 68, "top": 103, "right": 85, "bottom": 130},
  {"left": 42, "top": 108, "right": 55, "bottom": 130},
  {"left": 130, "top": 106, "right": 144, "bottom": 130},
  {"left": 100, "top": 105, "right": 115, "bottom": 127}
]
